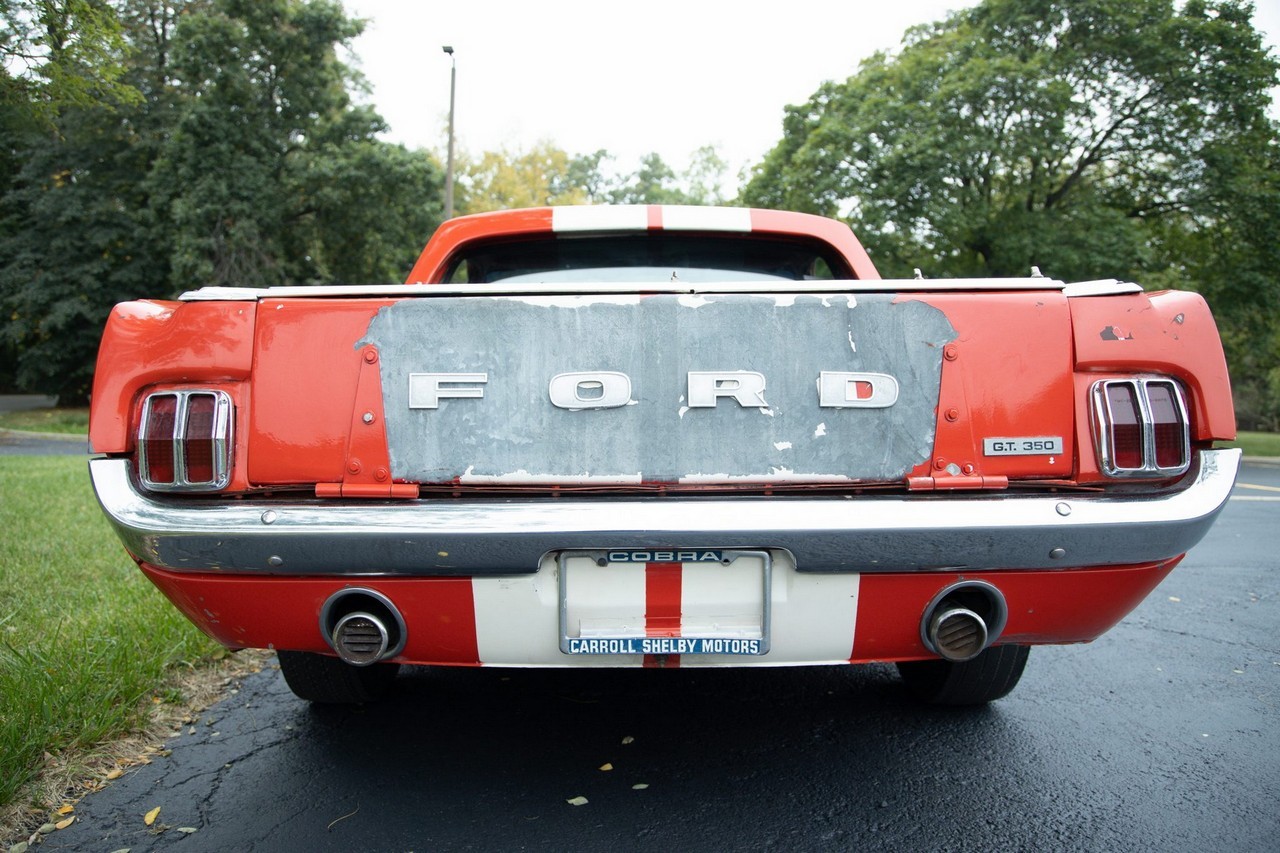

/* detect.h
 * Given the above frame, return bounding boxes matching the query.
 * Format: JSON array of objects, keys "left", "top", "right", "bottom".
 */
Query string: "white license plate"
[{"left": 558, "top": 549, "right": 771, "bottom": 655}]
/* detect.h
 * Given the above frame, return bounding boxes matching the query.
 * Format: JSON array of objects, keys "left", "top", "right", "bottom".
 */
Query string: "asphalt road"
[
  {"left": 0, "top": 396, "right": 88, "bottom": 455},
  {"left": 26, "top": 461, "right": 1280, "bottom": 852}
]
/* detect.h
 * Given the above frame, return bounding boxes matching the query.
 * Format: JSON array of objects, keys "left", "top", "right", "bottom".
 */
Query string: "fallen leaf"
[
  {"left": 105, "top": 768, "right": 123, "bottom": 781},
  {"left": 598, "top": 763, "right": 613, "bottom": 772},
  {"left": 55, "top": 817, "right": 75, "bottom": 830},
  {"left": 176, "top": 827, "right": 198, "bottom": 835},
  {"left": 621, "top": 736, "right": 635, "bottom": 745},
  {"left": 566, "top": 796, "right": 589, "bottom": 806},
  {"left": 632, "top": 783, "right": 649, "bottom": 790},
  {"left": 57, "top": 805, "right": 75, "bottom": 815},
  {"left": 144, "top": 806, "right": 161, "bottom": 826},
  {"left": 1168, "top": 596, "right": 1181, "bottom": 603},
  {"left": 38, "top": 823, "right": 56, "bottom": 835}
]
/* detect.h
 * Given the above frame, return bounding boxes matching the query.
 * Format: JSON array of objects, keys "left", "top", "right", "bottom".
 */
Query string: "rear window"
[{"left": 444, "top": 234, "right": 849, "bottom": 284}]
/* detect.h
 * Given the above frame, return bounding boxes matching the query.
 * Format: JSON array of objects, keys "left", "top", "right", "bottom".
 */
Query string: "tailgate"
[{"left": 247, "top": 290, "right": 1074, "bottom": 488}]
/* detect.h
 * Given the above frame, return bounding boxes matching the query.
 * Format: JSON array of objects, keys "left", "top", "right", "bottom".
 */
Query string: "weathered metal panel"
[{"left": 360, "top": 293, "right": 955, "bottom": 484}]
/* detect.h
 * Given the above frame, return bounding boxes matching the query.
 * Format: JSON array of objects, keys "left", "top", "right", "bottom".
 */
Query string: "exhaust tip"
[
  {"left": 320, "top": 588, "right": 407, "bottom": 666},
  {"left": 332, "top": 612, "right": 390, "bottom": 666},
  {"left": 928, "top": 607, "right": 988, "bottom": 662},
  {"left": 920, "top": 580, "right": 1007, "bottom": 663}
]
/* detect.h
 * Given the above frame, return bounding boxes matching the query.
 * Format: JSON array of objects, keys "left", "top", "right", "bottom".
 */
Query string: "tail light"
[
  {"left": 1091, "top": 378, "right": 1190, "bottom": 478},
  {"left": 138, "top": 390, "right": 234, "bottom": 491}
]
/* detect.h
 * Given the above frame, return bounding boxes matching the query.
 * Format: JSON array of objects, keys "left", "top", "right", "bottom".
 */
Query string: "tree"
[
  {"left": 742, "top": 0, "right": 1280, "bottom": 425},
  {"left": 458, "top": 140, "right": 602, "bottom": 212},
  {"left": 0, "top": 0, "right": 139, "bottom": 125},
  {"left": 0, "top": 0, "right": 445, "bottom": 400},
  {"left": 745, "top": 0, "right": 1276, "bottom": 275},
  {"left": 608, "top": 148, "right": 732, "bottom": 205}
]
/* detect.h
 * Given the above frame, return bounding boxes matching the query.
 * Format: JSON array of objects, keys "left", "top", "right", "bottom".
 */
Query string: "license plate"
[{"left": 558, "top": 549, "right": 771, "bottom": 655}]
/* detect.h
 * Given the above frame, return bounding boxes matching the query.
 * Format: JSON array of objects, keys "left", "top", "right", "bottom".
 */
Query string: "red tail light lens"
[
  {"left": 140, "top": 394, "right": 179, "bottom": 484},
  {"left": 183, "top": 393, "right": 218, "bottom": 483},
  {"left": 1147, "top": 382, "right": 1189, "bottom": 470},
  {"left": 138, "top": 390, "right": 233, "bottom": 491},
  {"left": 1092, "top": 378, "right": 1190, "bottom": 478},
  {"left": 1104, "top": 384, "right": 1144, "bottom": 470}
]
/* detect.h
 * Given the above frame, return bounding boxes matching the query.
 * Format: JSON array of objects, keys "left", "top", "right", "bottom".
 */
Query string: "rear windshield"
[{"left": 444, "top": 234, "right": 850, "bottom": 284}]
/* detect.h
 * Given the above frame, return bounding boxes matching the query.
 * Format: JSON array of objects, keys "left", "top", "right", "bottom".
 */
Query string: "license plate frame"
[{"left": 558, "top": 549, "right": 771, "bottom": 656}]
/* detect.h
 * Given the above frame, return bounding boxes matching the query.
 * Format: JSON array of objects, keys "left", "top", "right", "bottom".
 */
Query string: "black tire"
[
  {"left": 896, "top": 644, "right": 1030, "bottom": 706},
  {"left": 277, "top": 650, "right": 399, "bottom": 704}
]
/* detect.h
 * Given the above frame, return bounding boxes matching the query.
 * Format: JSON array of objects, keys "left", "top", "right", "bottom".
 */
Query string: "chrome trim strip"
[
  {"left": 1091, "top": 378, "right": 1191, "bottom": 479},
  {"left": 177, "top": 276, "right": 1079, "bottom": 302},
  {"left": 89, "top": 449, "right": 1240, "bottom": 577}
]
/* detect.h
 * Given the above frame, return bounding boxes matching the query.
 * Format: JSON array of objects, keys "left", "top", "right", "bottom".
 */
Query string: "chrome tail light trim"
[
  {"left": 1091, "top": 378, "right": 1191, "bottom": 479},
  {"left": 138, "top": 390, "right": 234, "bottom": 492}
]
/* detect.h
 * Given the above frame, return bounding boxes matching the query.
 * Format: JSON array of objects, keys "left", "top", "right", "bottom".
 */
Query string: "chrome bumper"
[{"left": 89, "top": 449, "right": 1240, "bottom": 576}]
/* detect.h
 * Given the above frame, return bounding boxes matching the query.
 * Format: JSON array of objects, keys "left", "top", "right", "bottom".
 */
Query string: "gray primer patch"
[{"left": 360, "top": 293, "right": 955, "bottom": 484}]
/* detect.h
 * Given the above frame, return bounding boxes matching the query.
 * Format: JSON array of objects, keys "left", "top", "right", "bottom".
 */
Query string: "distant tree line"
[
  {"left": 742, "top": 0, "right": 1280, "bottom": 429},
  {"left": 3, "top": 0, "right": 1278, "bottom": 429}
]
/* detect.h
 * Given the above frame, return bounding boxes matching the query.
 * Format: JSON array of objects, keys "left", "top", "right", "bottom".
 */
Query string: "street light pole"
[{"left": 443, "top": 45, "right": 456, "bottom": 220}]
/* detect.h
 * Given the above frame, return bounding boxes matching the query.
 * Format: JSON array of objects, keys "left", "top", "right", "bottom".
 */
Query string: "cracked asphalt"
[{"left": 31, "top": 461, "right": 1280, "bottom": 851}]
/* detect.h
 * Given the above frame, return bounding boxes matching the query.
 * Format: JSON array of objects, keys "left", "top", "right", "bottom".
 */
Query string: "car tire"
[
  {"left": 896, "top": 644, "right": 1030, "bottom": 706},
  {"left": 277, "top": 650, "right": 400, "bottom": 704}
]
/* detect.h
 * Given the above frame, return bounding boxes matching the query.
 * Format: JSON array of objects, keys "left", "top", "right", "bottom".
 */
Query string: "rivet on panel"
[
  {"left": 347, "top": 460, "right": 362, "bottom": 475},
  {"left": 261, "top": 510, "right": 277, "bottom": 525},
  {"left": 267, "top": 556, "right": 284, "bottom": 568},
  {"left": 375, "top": 467, "right": 388, "bottom": 482},
  {"left": 1056, "top": 502, "right": 1072, "bottom": 517},
  {"left": 934, "top": 457, "right": 947, "bottom": 470},
  {"left": 962, "top": 463, "right": 975, "bottom": 475},
  {"left": 363, "top": 348, "right": 378, "bottom": 364},
  {"left": 362, "top": 412, "right": 375, "bottom": 425},
  {"left": 1049, "top": 548, "right": 1067, "bottom": 560},
  {"left": 945, "top": 408, "right": 960, "bottom": 422},
  {"left": 944, "top": 345, "right": 959, "bottom": 361}
]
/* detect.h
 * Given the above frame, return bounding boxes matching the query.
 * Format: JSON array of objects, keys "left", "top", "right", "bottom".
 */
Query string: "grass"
[
  {"left": 1225, "top": 430, "right": 1280, "bottom": 458},
  {"left": 0, "top": 457, "right": 220, "bottom": 813},
  {"left": 0, "top": 407, "right": 89, "bottom": 435}
]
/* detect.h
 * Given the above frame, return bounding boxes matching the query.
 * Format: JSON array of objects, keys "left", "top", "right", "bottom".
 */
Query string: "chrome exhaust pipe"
[
  {"left": 920, "top": 580, "right": 1007, "bottom": 663},
  {"left": 331, "top": 612, "right": 391, "bottom": 666},
  {"left": 927, "top": 606, "right": 988, "bottom": 662},
  {"left": 320, "top": 588, "right": 407, "bottom": 666}
]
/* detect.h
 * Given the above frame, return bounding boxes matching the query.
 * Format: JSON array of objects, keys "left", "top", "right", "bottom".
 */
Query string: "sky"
[{"left": 341, "top": 0, "right": 1280, "bottom": 184}]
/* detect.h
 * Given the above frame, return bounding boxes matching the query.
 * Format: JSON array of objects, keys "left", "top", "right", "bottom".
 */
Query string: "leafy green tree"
[
  {"left": 0, "top": 0, "right": 444, "bottom": 400},
  {"left": 0, "top": 0, "right": 139, "bottom": 125},
  {"left": 459, "top": 140, "right": 601, "bottom": 212},
  {"left": 744, "top": 0, "right": 1276, "bottom": 276},
  {"left": 742, "top": 0, "right": 1279, "bottom": 426}
]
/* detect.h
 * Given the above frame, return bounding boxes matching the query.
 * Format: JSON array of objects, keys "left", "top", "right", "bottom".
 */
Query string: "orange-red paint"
[
  {"left": 139, "top": 563, "right": 481, "bottom": 666},
  {"left": 1070, "top": 290, "right": 1235, "bottom": 442},
  {"left": 248, "top": 299, "right": 393, "bottom": 485},
  {"left": 89, "top": 300, "right": 256, "bottom": 454},
  {"left": 851, "top": 559, "right": 1181, "bottom": 662}
]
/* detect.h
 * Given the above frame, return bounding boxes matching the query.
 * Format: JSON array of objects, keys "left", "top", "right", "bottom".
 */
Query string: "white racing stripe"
[
  {"left": 661, "top": 206, "right": 753, "bottom": 232},
  {"left": 552, "top": 205, "right": 649, "bottom": 232},
  {"left": 470, "top": 551, "right": 860, "bottom": 667}
]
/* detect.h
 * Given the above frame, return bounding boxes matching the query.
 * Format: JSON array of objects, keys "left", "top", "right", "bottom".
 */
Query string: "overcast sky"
[{"left": 341, "top": 0, "right": 1280, "bottom": 182}]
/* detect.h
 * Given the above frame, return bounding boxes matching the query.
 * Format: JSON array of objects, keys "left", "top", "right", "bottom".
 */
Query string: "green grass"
[
  {"left": 0, "top": 408, "right": 89, "bottom": 435},
  {"left": 1225, "top": 430, "right": 1280, "bottom": 458},
  {"left": 0, "top": 457, "right": 219, "bottom": 810}
]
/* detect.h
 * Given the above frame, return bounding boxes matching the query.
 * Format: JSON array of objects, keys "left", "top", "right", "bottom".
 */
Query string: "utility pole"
[{"left": 443, "top": 46, "right": 456, "bottom": 220}]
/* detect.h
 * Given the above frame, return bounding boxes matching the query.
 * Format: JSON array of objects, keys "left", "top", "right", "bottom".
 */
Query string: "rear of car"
[{"left": 88, "top": 206, "right": 1239, "bottom": 705}]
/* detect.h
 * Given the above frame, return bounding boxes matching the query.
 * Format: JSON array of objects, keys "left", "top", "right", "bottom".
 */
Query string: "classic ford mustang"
[{"left": 88, "top": 205, "right": 1239, "bottom": 704}]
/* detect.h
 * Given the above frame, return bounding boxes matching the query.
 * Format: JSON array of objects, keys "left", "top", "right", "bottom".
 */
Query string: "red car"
[{"left": 89, "top": 206, "right": 1239, "bottom": 705}]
